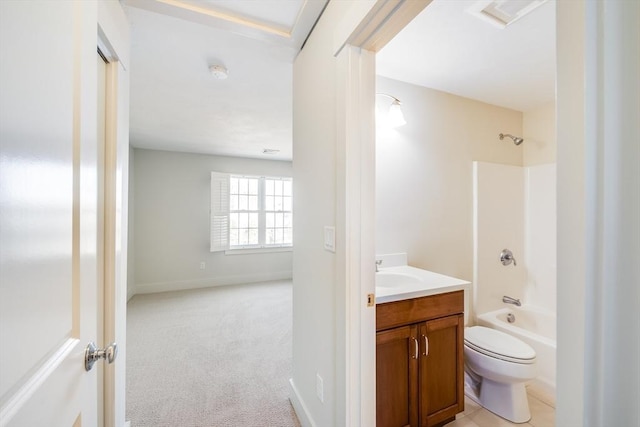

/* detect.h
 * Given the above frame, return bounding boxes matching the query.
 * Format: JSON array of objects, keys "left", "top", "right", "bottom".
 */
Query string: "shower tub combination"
[{"left": 476, "top": 305, "right": 556, "bottom": 402}]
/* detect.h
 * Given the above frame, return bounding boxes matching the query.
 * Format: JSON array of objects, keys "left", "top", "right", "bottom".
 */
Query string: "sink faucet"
[
  {"left": 502, "top": 295, "right": 521, "bottom": 306},
  {"left": 375, "top": 259, "right": 382, "bottom": 272}
]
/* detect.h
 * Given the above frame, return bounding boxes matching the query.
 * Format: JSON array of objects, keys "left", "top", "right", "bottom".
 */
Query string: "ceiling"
[
  {"left": 123, "top": 0, "right": 328, "bottom": 161},
  {"left": 124, "top": 0, "right": 555, "bottom": 161},
  {"left": 377, "top": 0, "right": 556, "bottom": 112}
]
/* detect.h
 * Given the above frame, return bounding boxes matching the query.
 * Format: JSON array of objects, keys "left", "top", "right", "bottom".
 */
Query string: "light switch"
[{"left": 324, "top": 226, "right": 335, "bottom": 252}]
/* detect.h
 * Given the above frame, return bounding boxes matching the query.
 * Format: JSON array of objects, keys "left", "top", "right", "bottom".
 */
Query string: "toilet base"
[{"left": 465, "top": 377, "right": 531, "bottom": 423}]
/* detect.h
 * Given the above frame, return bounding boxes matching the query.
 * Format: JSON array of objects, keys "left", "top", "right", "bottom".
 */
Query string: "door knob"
[{"left": 85, "top": 341, "right": 118, "bottom": 371}]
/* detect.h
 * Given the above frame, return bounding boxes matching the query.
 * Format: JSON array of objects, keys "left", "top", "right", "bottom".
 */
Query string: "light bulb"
[{"left": 387, "top": 101, "right": 406, "bottom": 127}]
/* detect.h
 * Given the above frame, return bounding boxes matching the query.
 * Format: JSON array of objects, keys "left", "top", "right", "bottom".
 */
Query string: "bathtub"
[{"left": 476, "top": 306, "right": 556, "bottom": 403}]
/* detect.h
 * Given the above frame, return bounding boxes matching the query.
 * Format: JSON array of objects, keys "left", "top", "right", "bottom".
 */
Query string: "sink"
[
  {"left": 376, "top": 271, "right": 422, "bottom": 289},
  {"left": 374, "top": 265, "right": 471, "bottom": 304}
]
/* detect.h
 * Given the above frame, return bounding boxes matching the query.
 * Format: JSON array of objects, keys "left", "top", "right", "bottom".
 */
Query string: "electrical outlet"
[
  {"left": 199, "top": 261, "right": 206, "bottom": 270},
  {"left": 316, "top": 373, "right": 324, "bottom": 403}
]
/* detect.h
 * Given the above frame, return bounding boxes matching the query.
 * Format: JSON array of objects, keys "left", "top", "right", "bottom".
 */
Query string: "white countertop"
[{"left": 376, "top": 265, "right": 471, "bottom": 304}]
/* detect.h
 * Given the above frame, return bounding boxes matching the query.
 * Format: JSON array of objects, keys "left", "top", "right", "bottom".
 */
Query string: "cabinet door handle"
[
  {"left": 423, "top": 335, "right": 429, "bottom": 356},
  {"left": 411, "top": 337, "right": 418, "bottom": 359}
]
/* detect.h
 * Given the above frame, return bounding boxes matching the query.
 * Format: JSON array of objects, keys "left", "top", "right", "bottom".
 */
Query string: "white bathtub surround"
[
  {"left": 473, "top": 162, "right": 526, "bottom": 316},
  {"left": 473, "top": 161, "right": 557, "bottom": 315},
  {"left": 473, "top": 161, "right": 557, "bottom": 398},
  {"left": 477, "top": 306, "right": 556, "bottom": 405},
  {"left": 524, "top": 164, "right": 557, "bottom": 312}
]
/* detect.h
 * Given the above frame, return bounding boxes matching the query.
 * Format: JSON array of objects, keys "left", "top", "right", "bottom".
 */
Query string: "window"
[
  {"left": 210, "top": 172, "right": 292, "bottom": 251},
  {"left": 229, "top": 176, "right": 260, "bottom": 246}
]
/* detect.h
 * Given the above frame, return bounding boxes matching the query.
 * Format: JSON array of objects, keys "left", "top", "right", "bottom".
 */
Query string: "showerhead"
[{"left": 499, "top": 133, "right": 524, "bottom": 145}]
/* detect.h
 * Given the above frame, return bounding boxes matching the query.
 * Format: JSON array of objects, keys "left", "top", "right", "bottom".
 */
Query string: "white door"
[{"left": 0, "top": 2, "right": 102, "bottom": 425}]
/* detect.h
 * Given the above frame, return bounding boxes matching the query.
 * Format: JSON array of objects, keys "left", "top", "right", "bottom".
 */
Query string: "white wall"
[
  {"left": 523, "top": 102, "right": 556, "bottom": 166},
  {"left": 127, "top": 146, "right": 136, "bottom": 300},
  {"left": 291, "top": 4, "right": 339, "bottom": 424},
  {"left": 556, "top": 2, "right": 586, "bottom": 422},
  {"left": 131, "top": 148, "right": 292, "bottom": 294},
  {"left": 557, "top": 1, "right": 640, "bottom": 425},
  {"left": 289, "top": 1, "right": 640, "bottom": 425},
  {"left": 291, "top": 1, "right": 381, "bottom": 425},
  {"left": 375, "top": 76, "right": 523, "bottom": 284}
]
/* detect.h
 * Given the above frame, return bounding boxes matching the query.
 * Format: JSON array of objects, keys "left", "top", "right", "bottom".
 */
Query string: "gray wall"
[{"left": 130, "top": 148, "right": 292, "bottom": 294}]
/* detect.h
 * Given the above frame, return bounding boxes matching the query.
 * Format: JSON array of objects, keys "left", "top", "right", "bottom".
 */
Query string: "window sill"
[{"left": 224, "top": 246, "right": 293, "bottom": 255}]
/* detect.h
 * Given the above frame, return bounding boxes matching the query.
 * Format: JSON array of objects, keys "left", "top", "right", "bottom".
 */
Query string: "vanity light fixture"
[{"left": 376, "top": 93, "right": 406, "bottom": 128}]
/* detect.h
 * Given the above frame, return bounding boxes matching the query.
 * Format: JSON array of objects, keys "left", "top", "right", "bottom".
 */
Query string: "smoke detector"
[
  {"left": 209, "top": 65, "right": 228, "bottom": 79},
  {"left": 467, "top": 0, "right": 548, "bottom": 28}
]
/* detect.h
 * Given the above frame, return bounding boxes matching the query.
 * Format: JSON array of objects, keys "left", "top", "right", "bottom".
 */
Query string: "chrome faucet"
[
  {"left": 502, "top": 295, "right": 521, "bottom": 306},
  {"left": 375, "top": 259, "right": 382, "bottom": 272}
]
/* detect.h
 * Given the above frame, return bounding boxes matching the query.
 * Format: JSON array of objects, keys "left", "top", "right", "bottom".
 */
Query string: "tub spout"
[{"left": 503, "top": 295, "right": 521, "bottom": 306}]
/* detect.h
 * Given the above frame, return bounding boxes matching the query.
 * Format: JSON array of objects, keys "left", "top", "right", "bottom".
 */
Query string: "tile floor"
[{"left": 445, "top": 393, "right": 556, "bottom": 427}]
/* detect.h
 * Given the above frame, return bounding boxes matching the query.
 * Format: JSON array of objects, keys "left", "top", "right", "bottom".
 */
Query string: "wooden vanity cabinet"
[
  {"left": 376, "top": 325, "right": 419, "bottom": 427},
  {"left": 376, "top": 291, "right": 464, "bottom": 427}
]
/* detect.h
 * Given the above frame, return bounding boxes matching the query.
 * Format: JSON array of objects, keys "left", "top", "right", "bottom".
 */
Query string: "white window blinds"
[
  {"left": 211, "top": 172, "right": 292, "bottom": 251},
  {"left": 210, "top": 172, "right": 230, "bottom": 252}
]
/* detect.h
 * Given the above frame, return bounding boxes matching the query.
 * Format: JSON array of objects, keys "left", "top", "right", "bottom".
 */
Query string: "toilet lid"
[{"left": 465, "top": 326, "right": 536, "bottom": 364}]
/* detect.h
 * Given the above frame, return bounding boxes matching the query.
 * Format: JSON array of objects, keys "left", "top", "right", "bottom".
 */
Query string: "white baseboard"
[
  {"left": 526, "top": 381, "right": 556, "bottom": 408},
  {"left": 133, "top": 270, "right": 293, "bottom": 295},
  {"left": 289, "top": 378, "right": 316, "bottom": 427}
]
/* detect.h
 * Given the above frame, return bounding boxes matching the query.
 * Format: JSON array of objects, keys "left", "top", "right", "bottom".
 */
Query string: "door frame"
[
  {"left": 97, "top": 2, "right": 130, "bottom": 426},
  {"left": 341, "top": 1, "right": 640, "bottom": 425},
  {"left": 334, "top": 1, "right": 431, "bottom": 424}
]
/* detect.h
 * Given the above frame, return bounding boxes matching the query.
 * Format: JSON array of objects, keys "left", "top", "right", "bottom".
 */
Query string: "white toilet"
[{"left": 464, "top": 326, "right": 537, "bottom": 423}]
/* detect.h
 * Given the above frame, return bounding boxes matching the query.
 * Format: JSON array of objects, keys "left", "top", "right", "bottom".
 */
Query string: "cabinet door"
[
  {"left": 419, "top": 314, "right": 464, "bottom": 427},
  {"left": 377, "top": 325, "right": 419, "bottom": 427}
]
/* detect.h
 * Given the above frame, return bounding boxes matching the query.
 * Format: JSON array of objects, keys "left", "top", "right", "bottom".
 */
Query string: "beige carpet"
[{"left": 126, "top": 280, "right": 301, "bottom": 427}]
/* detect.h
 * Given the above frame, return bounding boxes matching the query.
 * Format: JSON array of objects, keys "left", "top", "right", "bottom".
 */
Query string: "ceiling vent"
[{"left": 467, "top": 0, "right": 548, "bottom": 28}]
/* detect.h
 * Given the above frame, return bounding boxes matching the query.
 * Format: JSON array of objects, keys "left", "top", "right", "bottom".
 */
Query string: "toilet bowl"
[{"left": 464, "top": 326, "right": 537, "bottom": 423}]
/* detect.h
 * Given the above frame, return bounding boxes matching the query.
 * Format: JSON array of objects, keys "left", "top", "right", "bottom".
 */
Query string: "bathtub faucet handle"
[
  {"left": 375, "top": 259, "right": 383, "bottom": 272},
  {"left": 500, "top": 249, "right": 517, "bottom": 266}
]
